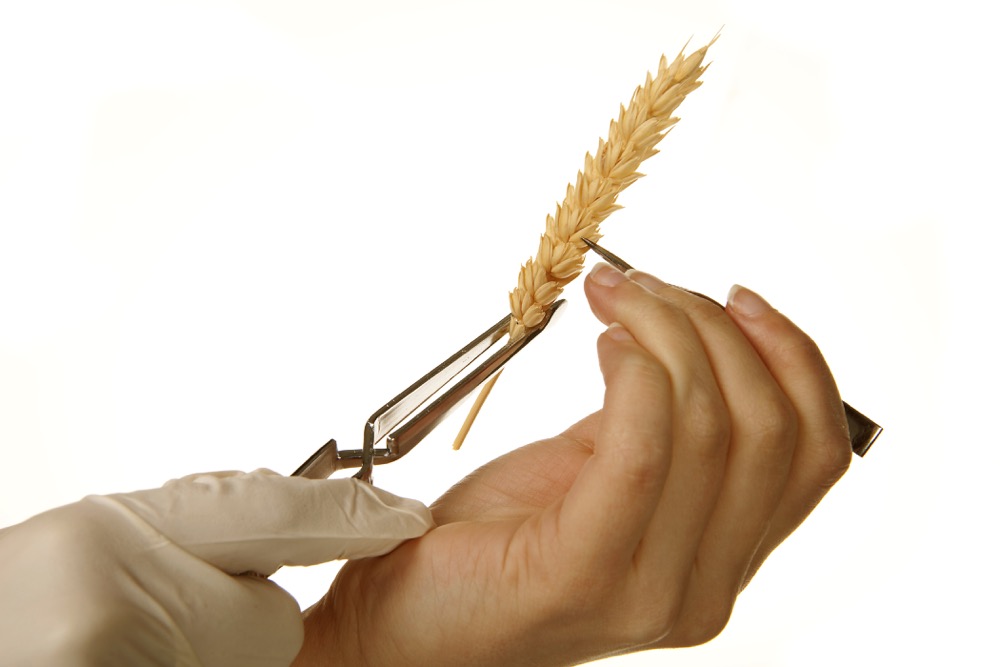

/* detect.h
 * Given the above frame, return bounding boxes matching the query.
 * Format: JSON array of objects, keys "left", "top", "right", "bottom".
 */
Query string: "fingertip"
[
  {"left": 588, "top": 262, "right": 629, "bottom": 288},
  {"left": 605, "top": 321, "right": 636, "bottom": 344},
  {"left": 585, "top": 264, "right": 630, "bottom": 325},
  {"left": 346, "top": 478, "right": 436, "bottom": 533},
  {"left": 596, "top": 322, "right": 640, "bottom": 374},
  {"left": 726, "top": 284, "right": 772, "bottom": 318},
  {"left": 596, "top": 321, "right": 653, "bottom": 394}
]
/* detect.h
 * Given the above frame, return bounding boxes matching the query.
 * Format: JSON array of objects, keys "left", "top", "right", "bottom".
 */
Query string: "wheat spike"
[
  {"left": 508, "top": 38, "right": 714, "bottom": 340},
  {"left": 453, "top": 38, "right": 715, "bottom": 449}
]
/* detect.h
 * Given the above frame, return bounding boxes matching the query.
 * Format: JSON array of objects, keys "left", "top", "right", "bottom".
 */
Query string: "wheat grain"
[{"left": 453, "top": 38, "right": 715, "bottom": 449}]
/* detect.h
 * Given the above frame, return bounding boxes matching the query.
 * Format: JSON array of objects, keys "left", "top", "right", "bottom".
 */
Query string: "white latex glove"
[{"left": 0, "top": 470, "right": 434, "bottom": 666}]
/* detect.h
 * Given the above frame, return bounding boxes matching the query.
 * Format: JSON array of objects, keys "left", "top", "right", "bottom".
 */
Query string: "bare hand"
[{"left": 295, "top": 263, "right": 852, "bottom": 667}]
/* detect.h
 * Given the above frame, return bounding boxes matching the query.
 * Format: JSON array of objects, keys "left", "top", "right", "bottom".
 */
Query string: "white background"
[{"left": 1, "top": 1, "right": 996, "bottom": 665}]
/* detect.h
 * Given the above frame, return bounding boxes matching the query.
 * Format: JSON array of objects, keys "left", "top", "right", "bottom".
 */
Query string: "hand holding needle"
[{"left": 582, "top": 238, "right": 881, "bottom": 457}]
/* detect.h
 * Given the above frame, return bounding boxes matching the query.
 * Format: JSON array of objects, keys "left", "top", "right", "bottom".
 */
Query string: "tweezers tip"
[{"left": 582, "top": 238, "right": 634, "bottom": 272}]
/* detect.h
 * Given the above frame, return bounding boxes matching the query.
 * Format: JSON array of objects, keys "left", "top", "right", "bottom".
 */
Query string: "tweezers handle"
[
  {"left": 292, "top": 439, "right": 350, "bottom": 479},
  {"left": 845, "top": 403, "right": 881, "bottom": 457},
  {"left": 292, "top": 301, "right": 567, "bottom": 481}
]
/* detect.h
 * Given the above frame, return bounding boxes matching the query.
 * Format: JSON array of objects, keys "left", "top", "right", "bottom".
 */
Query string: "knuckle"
[
  {"left": 689, "top": 295, "right": 729, "bottom": 323},
  {"left": 616, "top": 345, "right": 669, "bottom": 391},
  {"left": 683, "top": 384, "right": 731, "bottom": 456},
  {"left": 747, "top": 393, "right": 799, "bottom": 455},
  {"left": 615, "top": 452, "right": 670, "bottom": 493},
  {"left": 813, "top": 432, "right": 853, "bottom": 485},
  {"left": 776, "top": 332, "right": 827, "bottom": 373}
]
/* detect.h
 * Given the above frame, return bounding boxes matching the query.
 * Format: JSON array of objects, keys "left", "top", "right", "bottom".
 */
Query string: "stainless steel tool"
[{"left": 293, "top": 300, "right": 566, "bottom": 483}]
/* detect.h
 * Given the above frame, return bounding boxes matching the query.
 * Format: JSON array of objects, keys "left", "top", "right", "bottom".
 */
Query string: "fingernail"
[
  {"left": 589, "top": 262, "right": 629, "bottom": 287},
  {"left": 606, "top": 322, "right": 635, "bottom": 342},
  {"left": 727, "top": 284, "right": 772, "bottom": 317},
  {"left": 626, "top": 270, "right": 665, "bottom": 291}
]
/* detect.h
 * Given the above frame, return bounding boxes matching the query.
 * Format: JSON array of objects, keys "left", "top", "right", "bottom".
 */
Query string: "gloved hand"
[{"left": 0, "top": 469, "right": 434, "bottom": 666}]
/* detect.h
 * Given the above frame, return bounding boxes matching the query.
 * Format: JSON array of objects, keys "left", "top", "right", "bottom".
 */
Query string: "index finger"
[{"left": 106, "top": 472, "right": 434, "bottom": 575}]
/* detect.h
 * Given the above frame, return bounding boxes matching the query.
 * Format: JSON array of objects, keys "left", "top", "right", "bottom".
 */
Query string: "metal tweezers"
[
  {"left": 292, "top": 298, "right": 566, "bottom": 483},
  {"left": 293, "top": 240, "right": 882, "bottom": 483}
]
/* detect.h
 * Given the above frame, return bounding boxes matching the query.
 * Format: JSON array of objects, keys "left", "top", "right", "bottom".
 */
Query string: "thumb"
[{"left": 97, "top": 470, "right": 434, "bottom": 576}]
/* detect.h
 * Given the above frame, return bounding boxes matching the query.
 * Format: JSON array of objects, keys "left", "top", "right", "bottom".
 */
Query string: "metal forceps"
[
  {"left": 292, "top": 300, "right": 567, "bottom": 483},
  {"left": 582, "top": 238, "right": 883, "bottom": 458}
]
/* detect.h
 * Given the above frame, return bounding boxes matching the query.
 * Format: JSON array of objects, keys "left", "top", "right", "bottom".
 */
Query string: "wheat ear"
[{"left": 453, "top": 38, "right": 714, "bottom": 449}]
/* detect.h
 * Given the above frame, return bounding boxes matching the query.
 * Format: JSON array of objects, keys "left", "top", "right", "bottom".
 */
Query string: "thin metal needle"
[
  {"left": 583, "top": 238, "right": 634, "bottom": 271},
  {"left": 584, "top": 238, "right": 725, "bottom": 308}
]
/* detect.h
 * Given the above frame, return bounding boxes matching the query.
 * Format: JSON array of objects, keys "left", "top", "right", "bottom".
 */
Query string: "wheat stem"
[{"left": 452, "top": 370, "right": 502, "bottom": 450}]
